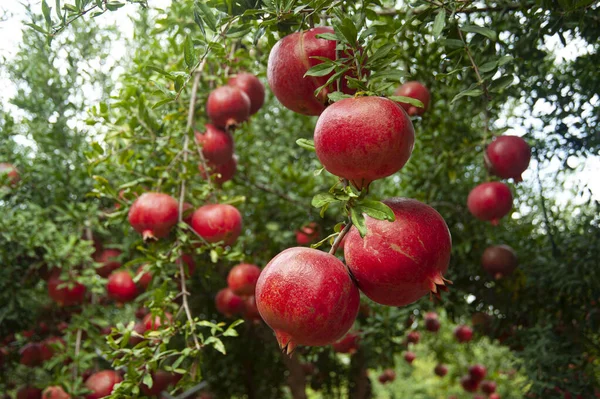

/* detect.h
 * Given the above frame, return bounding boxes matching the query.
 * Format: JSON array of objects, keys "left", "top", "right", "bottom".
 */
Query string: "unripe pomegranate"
[
  {"left": 434, "top": 364, "right": 448, "bottom": 377},
  {"left": 227, "top": 263, "right": 261, "bottom": 296},
  {"left": 467, "top": 182, "right": 513, "bottom": 225},
  {"left": 191, "top": 204, "right": 242, "bottom": 246},
  {"left": 195, "top": 124, "right": 234, "bottom": 165},
  {"left": 206, "top": 86, "right": 250, "bottom": 129},
  {"left": 332, "top": 331, "right": 360, "bottom": 354},
  {"left": 140, "top": 370, "right": 173, "bottom": 396},
  {"left": 256, "top": 247, "right": 360, "bottom": 354},
  {"left": 41, "top": 386, "right": 70, "bottom": 399},
  {"left": 424, "top": 312, "right": 441, "bottom": 332},
  {"left": 295, "top": 222, "right": 320, "bottom": 246},
  {"left": 215, "top": 288, "right": 244, "bottom": 317},
  {"left": 469, "top": 364, "right": 487, "bottom": 381},
  {"left": 407, "top": 331, "right": 420, "bottom": 344},
  {"left": 198, "top": 156, "right": 237, "bottom": 185},
  {"left": 128, "top": 192, "right": 179, "bottom": 240},
  {"left": 94, "top": 249, "right": 122, "bottom": 277},
  {"left": 107, "top": 271, "right": 138, "bottom": 303},
  {"left": 242, "top": 296, "right": 262, "bottom": 323},
  {"left": 482, "top": 245, "right": 518, "bottom": 278},
  {"left": 136, "top": 265, "right": 152, "bottom": 290},
  {"left": 84, "top": 370, "right": 123, "bottom": 399},
  {"left": 17, "top": 387, "right": 42, "bottom": 399},
  {"left": 48, "top": 277, "right": 86, "bottom": 306},
  {"left": 481, "top": 380, "right": 497, "bottom": 394},
  {"left": 454, "top": 325, "right": 473, "bottom": 343},
  {"left": 40, "top": 337, "right": 65, "bottom": 361},
  {"left": 404, "top": 351, "right": 416, "bottom": 364},
  {"left": 394, "top": 81, "right": 430, "bottom": 116},
  {"left": 344, "top": 198, "right": 451, "bottom": 306},
  {"left": 460, "top": 375, "right": 479, "bottom": 392},
  {"left": 485, "top": 135, "right": 531, "bottom": 182},
  {"left": 228, "top": 73, "right": 265, "bottom": 115},
  {"left": 143, "top": 312, "right": 173, "bottom": 331},
  {"left": 314, "top": 97, "right": 415, "bottom": 190},
  {"left": 0, "top": 162, "right": 20, "bottom": 186}
]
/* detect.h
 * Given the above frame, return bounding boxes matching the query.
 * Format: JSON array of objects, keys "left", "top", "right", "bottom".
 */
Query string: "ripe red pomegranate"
[
  {"left": 40, "top": 337, "right": 65, "bottom": 361},
  {"left": 206, "top": 86, "right": 250, "bottom": 129},
  {"left": 242, "top": 296, "right": 262, "bottom": 323},
  {"left": 381, "top": 368, "right": 396, "bottom": 383},
  {"left": 107, "top": 271, "right": 138, "bottom": 303},
  {"left": 0, "top": 162, "right": 20, "bottom": 186},
  {"left": 41, "top": 386, "right": 70, "bottom": 399},
  {"left": 128, "top": 192, "right": 179, "bottom": 239},
  {"left": 228, "top": 73, "right": 265, "bottom": 115},
  {"left": 191, "top": 204, "right": 242, "bottom": 246},
  {"left": 469, "top": 364, "right": 487, "bottom": 381},
  {"left": 136, "top": 265, "right": 152, "bottom": 290},
  {"left": 94, "top": 249, "right": 122, "bottom": 277},
  {"left": 227, "top": 263, "right": 261, "bottom": 296},
  {"left": 485, "top": 135, "right": 531, "bottom": 182},
  {"left": 424, "top": 312, "right": 441, "bottom": 332},
  {"left": 295, "top": 222, "right": 320, "bottom": 246},
  {"left": 481, "top": 380, "right": 497, "bottom": 394},
  {"left": 394, "top": 81, "right": 430, "bottom": 116},
  {"left": 404, "top": 351, "right": 416, "bottom": 364},
  {"left": 489, "top": 394, "right": 501, "bottom": 399},
  {"left": 344, "top": 198, "right": 451, "bottom": 306},
  {"left": 143, "top": 312, "right": 173, "bottom": 331},
  {"left": 47, "top": 277, "right": 86, "bottom": 306},
  {"left": 482, "top": 245, "right": 518, "bottom": 278},
  {"left": 255, "top": 247, "right": 359, "bottom": 354},
  {"left": 198, "top": 156, "right": 237, "bottom": 185},
  {"left": 454, "top": 325, "right": 473, "bottom": 343},
  {"left": 332, "top": 331, "right": 360, "bottom": 354},
  {"left": 314, "top": 97, "right": 415, "bottom": 190},
  {"left": 140, "top": 370, "right": 173, "bottom": 396},
  {"left": 16, "top": 387, "right": 42, "bottom": 399},
  {"left": 467, "top": 182, "right": 513, "bottom": 225},
  {"left": 85, "top": 370, "right": 123, "bottom": 399},
  {"left": 407, "top": 331, "right": 420, "bottom": 344},
  {"left": 215, "top": 288, "right": 244, "bottom": 317},
  {"left": 195, "top": 124, "right": 234, "bottom": 165},
  {"left": 460, "top": 375, "right": 479, "bottom": 392},
  {"left": 434, "top": 364, "right": 448, "bottom": 377},
  {"left": 128, "top": 322, "right": 146, "bottom": 346}
]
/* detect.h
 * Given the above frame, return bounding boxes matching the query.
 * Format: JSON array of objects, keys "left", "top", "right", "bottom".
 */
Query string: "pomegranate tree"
[
  {"left": 255, "top": 247, "right": 359, "bottom": 354},
  {"left": 195, "top": 124, "right": 234, "bottom": 165},
  {"left": 94, "top": 249, "right": 122, "bottom": 278},
  {"left": 227, "top": 263, "right": 261, "bottom": 296},
  {"left": 344, "top": 198, "right": 451, "bottom": 306},
  {"left": 206, "top": 86, "right": 250, "bottom": 129},
  {"left": 0, "top": 162, "right": 20, "bottom": 186},
  {"left": 314, "top": 97, "right": 415, "bottom": 189},
  {"left": 106, "top": 271, "right": 138, "bottom": 303},
  {"left": 215, "top": 288, "right": 244, "bottom": 317},
  {"left": 485, "top": 135, "right": 531, "bottom": 182},
  {"left": 190, "top": 204, "right": 242, "bottom": 246},
  {"left": 40, "top": 337, "right": 65, "bottom": 361},
  {"left": 41, "top": 386, "right": 70, "bottom": 399},
  {"left": 227, "top": 73, "right": 265, "bottom": 115},
  {"left": 454, "top": 325, "right": 474, "bottom": 343},
  {"left": 295, "top": 222, "right": 320, "bottom": 246},
  {"left": 128, "top": 192, "right": 179, "bottom": 240},
  {"left": 47, "top": 276, "right": 86, "bottom": 306},
  {"left": 467, "top": 182, "right": 513, "bottom": 225},
  {"left": 394, "top": 81, "right": 430, "bottom": 116},
  {"left": 84, "top": 370, "right": 123, "bottom": 399},
  {"left": 482, "top": 244, "right": 518, "bottom": 278}
]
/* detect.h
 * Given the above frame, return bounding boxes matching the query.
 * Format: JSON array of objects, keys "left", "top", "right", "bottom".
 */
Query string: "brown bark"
[
  {"left": 280, "top": 353, "right": 308, "bottom": 399},
  {"left": 349, "top": 349, "right": 371, "bottom": 399}
]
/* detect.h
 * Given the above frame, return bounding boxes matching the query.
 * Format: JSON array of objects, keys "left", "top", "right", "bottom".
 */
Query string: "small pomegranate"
[
  {"left": 256, "top": 247, "right": 359, "bottom": 354},
  {"left": 424, "top": 312, "right": 441, "bottom": 332},
  {"left": 94, "top": 249, "right": 122, "bottom": 277},
  {"left": 195, "top": 124, "right": 234, "bottom": 165},
  {"left": 467, "top": 182, "right": 513, "bottom": 225},
  {"left": 227, "top": 263, "right": 261, "bottom": 296},
  {"left": 228, "top": 73, "right": 265, "bottom": 115},
  {"left": 143, "top": 312, "right": 174, "bottom": 331},
  {"left": 190, "top": 204, "right": 242, "bottom": 246},
  {"left": 84, "top": 370, "right": 123, "bottom": 399},
  {"left": 40, "top": 337, "right": 65, "bottom": 361},
  {"left": 48, "top": 277, "right": 86, "bottom": 306},
  {"left": 242, "top": 296, "right": 262, "bottom": 323},
  {"left": 454, "top": 325, "right": 473, "bottom": 343},
  {"left": 128, "top": 322, "right": 146, "bottom": 346},
  {"left": 314, "top": 97, "right": 415, "bottom": 190},
  {"left": 482, "top": 245, "right": 518, "bottom": 278},
  {"left": 0, "top": 162, "right": 20, "bottom": 186},
  {"left": 140, "top": 370, "right": 173, "bottom": 396},
  {"left": 489, "top": 394, "right": 501, "bottom": 399},
  {"left": 128, "top": 192, "right": 179, "bottom": 240},
  {"left": 407, "top": 331, "right": 420, "bottom": 344},
  {"left": 215, "top": 288, "right": 244, "bottom": 317},
  {"left": 41, "top": 386, "right": 70, "bottom": 399},
  {"left": 206, "top": 86, "right": 250, "bottom": 129},
  {"left": 394, "top": 81, "right": 430, "bottom": 116},
  {"left": 404, "top": 351, "right": 416, "bottom": 364},
  {"left": 434, "top": 364, "right": 448, "bottom": 377},
  {"left": 136, "top": 265, "right": 152, "bottom": 290},
  {"left": 107, "top": 271, "right": 138, "bottom": 303},
  {"left": 481, "top": 380, "right": 497, "bottom": 394},
  {"left": 469, "top": 364, "right": 487, "bottom": 381},
  {"left": 16, "top": 387, "right": 42, "bottom": 399},
  {"left": 332, "top": 331, "right": 360, "bottom": 354},
  {"left": 198, "top": 156, "right": 237, "bottom": 185},
  {"left": 344, "top": 198, "right": 451, "bottom": 306},
  {"left": 295, "top": 222, "right": 320, "bottom": 246},
  {"left": 19, "top": 343, "right": 42, "bottom": 367},
  {"left": 485, "top": 135, "right": 531, "bottom": 182},
  {"left": 460, "top": 375, "right": 479, "bottom": 392},
  {"left": 380, "top": 368, "right": 396, "bottom": 384}
]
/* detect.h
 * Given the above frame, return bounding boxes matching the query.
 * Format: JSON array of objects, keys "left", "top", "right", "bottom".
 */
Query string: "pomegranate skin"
[
  {"left": 489, "top": 394, "right": 501, "bottom": 399},
  {"left": 404, "top": 351, "right": 416, "bottom": 364},
  {"left": 461, "top": 375, "right": 480, "bottom": 392},
  {"left": 424, "top": 312, "right": 441, "bottom": 332},
  {"left": 485, "top": 135, "right": 531, "bottom": 182},
  {"left": 40, "top": 337, "right": 65, "bottom": 361},
  {"left": 332, "top": 331, "right": 360, "bottom": 354},
  {"left": 482, "top": 245, "right": 518, "bottom": 278},
  {"left": 84, "top": 370, "right": 123, "bottom": 399},
  {"left": 198, "top": 156, "right": 237, "bottom": 185},
  {"left": 255, "top": 247, "right": 360, "bottom": 353},
  {"left": 394, "top": 81, "right": 430, "bottom": 116},
  {"left": 140, "top": 370, "right": 173, "bottom": 396},
  {"left": 454, "top": 325, "right": 473, "bottom": 343},
  {"left": 17, "top": 387, "right": 42, "bottom": 399},
  {"left": 407, "top": 331, "right": 420, "bottom": 344},
  {"left": 344, "top": 198, "right": 451, "bottom": 306},
  {"left": 143, "top": 312, "right": 173, "bottom": 331},
  {"left": 128, "top": 192, "right": 179, "bottom": 240},
  {"left": 0, "top": 163, "right": 20, "bottom": 186},
  {"left": 242, "top": 296, "right": 262, "bottom": 323},
  {"left": 481, "top": 380, "right": 497, "bottom": 394},
  {"left": 94, "top": 249, "right": 122, "bottom": 278},
  {"left": 295, "top": 222, "right": 320, "bottom": 246},
  {"left": 195, "top": 124, "right": 234, "bottom": 165},
  {"left": 314, "top": 97, "right": 415, "bottom": 189},
  {"left": 190, "top": 204, "right": 242, "bottom": 246},
  {"left": 228, "top": 73, "right": 265, "bottom": 115},
  {"left": 19, "top": 343, "right": 42, "bottom": 367},
  {"left": 469, "top": 364, "right": 487, "bottom": 381},
  {"left": 41, "top": 386, "right": 70, "bottom": 399},
  {"left": 136, "top": 265, "right": 152, "bottom": 290},
  {"left": 206, "top": 86, "right": 250, "bottom": 129},
  {"left": 227, "top": 263, "right": 261, "bottom": 296},
  {"left": 434, "top": 364, "right": 448, "bottom": 377},
  {"left": 48, "top": 277, "right": 86, "bottom": 306},
  {"left": 215, "top": 288, "right": 244, "bottom": 317},
  {"left": 107, "top": 271, "right": 138, "bottom": 303},
  {"left": 467, "top": 182, "right": 513, "bottom": 225}
]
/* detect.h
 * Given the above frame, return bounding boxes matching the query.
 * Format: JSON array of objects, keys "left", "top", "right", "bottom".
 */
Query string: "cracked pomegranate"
[{"left": 128, "top": 192, "right": 179, "bottom": 240}]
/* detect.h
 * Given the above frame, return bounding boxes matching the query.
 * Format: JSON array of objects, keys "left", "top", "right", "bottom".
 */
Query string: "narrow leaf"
[
  {"left": 432, "top": 9, "right": 446, "bottom": 38},
  {"left": 296, "top": 138, "right": 315, "bottom": 152},
  {"left": 304, "top": 62, "right": 336, "bottom": 77},
  {"left": 355, "top": 200, "right": 395, "bottom": 222},
  {"left": 311, "top": 193, "right": 338, "bottom": 208},
  {"left": 196, "top": 1, "right": 217, "bottom": 31},
  {"left": 460, "top": 24, "right": 497, "bottom": 41},
  {"left": 388, "top": 95, "right": 424, "bottom": 108},
  {"left": 350, "top": 207, "right": 367, "bottom": 238},
  {"left": 451, "top": 87, "right": 484, "bottom": 104},
  {"left": 42, "top": 0, "right": 52, "bottom": 26},
  {"left": 184, "top": 35, "right": 196, "bottom": 69}
]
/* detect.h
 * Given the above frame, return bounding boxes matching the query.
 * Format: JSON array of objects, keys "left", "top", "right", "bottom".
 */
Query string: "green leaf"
[
  {"left": 335, "top": 18, "right": 358, "bottom": 45},
  {"left": 451, "top": 87, "right": 484, "bottom": 104},
  {"left": 315, "top": 32, "right": 338, "bottom": 41},
  {"left": 55, "top": 0, "right": 62, "bottom": 20},
  {"left": 350, "top": 207, "right": 367, "bottom": 238},
  {"left": 296, "top": 138, "right": 315, "bottom": 152},
  {"left": 24, "top": 23, "right": 48, "bottom": 35},
  {"left": 388, "top": 95, "right": 424, "bottom": 108},
  {"left": 478, "top": 60, "right": 498, "bottom": 73},
  {"left": 460, "top": 24, "right": 497, "bottom": 41},
  {"left": 195, "top": 1, "right": 217, "bottom": 31},
  {"left": 367, "top": 43, "right": 394, "bottom": 65},
  {"left": 497, "top": 55, "right": 514, "bottom": 66},
  {"left": 354, "top": 200, "right": 395, "bottom": 222},
  {"left": 42, "top": 0, "right": 52, "bottom": 26},
  {"left": 142, "top": 373, "right": 153, "bottom": 388},
  {"left": 490, "top": 75, "right": 514, "bottom": 92},
  {"left": 312, "top": 193, "right": 338, "bottom": 208},
  {"left": 327, "top": 92, "right": 352, "bottom": 103},
  {"left": 91, "top": 141, "right": 104, "bottom": 155},
  {"left": 205, "top": 336, "right": 226, "bottom": 354},
  {"left": 105, "top": 1, "right": 125, "bottom": 11},
  {"left": 440, "top": 39, "right": 464, "bottom": 49},
  {"left": 184, "top": 35, "right": 196, "bottom": 69},
  {"left": 432, "top": 9, "right": 446, "bottom": 38},
  {"left": 304, "top": 62, "right": 336, "bottom": 77}
]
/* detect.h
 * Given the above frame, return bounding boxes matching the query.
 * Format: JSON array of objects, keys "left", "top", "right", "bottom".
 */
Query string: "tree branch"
[{"left": 329, "top": 221, "right": 352, "bottom": 255}]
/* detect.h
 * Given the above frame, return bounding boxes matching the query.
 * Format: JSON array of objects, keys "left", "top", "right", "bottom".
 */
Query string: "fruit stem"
[{"left": 329, "top": 221, "right": 352, "bottom": 255}]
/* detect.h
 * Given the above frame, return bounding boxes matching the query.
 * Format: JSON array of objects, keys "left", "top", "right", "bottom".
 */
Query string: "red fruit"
[
  {"left": 177, "top": 254, "right": 196, "bottom": 277},
  {"left": 489, "top": 394, "right": 501, "bottom": 399},
  {"left": 0, "top": 162, "right": 20, "bottom": 186},
  {"left": 215, "top": 288, "right": 244, "bottom": 317},
  {"left": 84, "top": 370, "right": 123, "bottom": 399},
  {"left": 242, "top": 296, "right": 262, "bottom": 323},
  {"left": 295, "top": 222, "right": 320, "bottom": 246},
  {"left": 228, "top": 73, "right": 265, "bottom": 115},
  {"left": 378, "top": 374, "right": 388, "bottom": 384},
  {"left": 344, "top": 198, "right": 452, "bottom": 306},
  {"left": 454, "top": 325, "right": 473, "bottom": 343},
  {"left": 383, "top": 368, "right": 396, "bottom": 382},
  {"left": 198, "top": 156, "right": 237, "bottom": 185},
  {"left": 481, "top": 380, "right": 497, "bottom": 394},
  {"left": 467, "top": 182, "right": 513, "bottom": 225},
  {"left": 314, "top": 97, "right": 415, "bottom": 190},
  {"left": 136, "top": 265, "right": 152, "bottom": 290},
  {"left": 255, "top": 247, "right": 360, "bottom": 354},
  {"left": 22, "top": 329, "right": 35, "bottom": 339},
  {"left": 181, "top": 202, "right": 194, "bottom": 225},
  {"left": 434, "top": 364, "right": 448, "bottom": 377},
  {"left": 394, "top": 81, "right": 431, "bottom": 116},
  {"left": 19, "top": 343, "right": 41, "bottom": 367},
  {"left": 41, "top": 386, "right": 70, "bottom": 399},
  {"left": 482, "top": 245, "right": 518, "bottom": 278},
  {"left": 94, "top": 249, "right": 122, "bottom": 277},
  {"left": 404, "top": 351, "right": 416, "bottom": 364},
  {"left": 143, "top": 312, "right": 174, "bottom": 331},
  {"left": 40, "top": 337, "right": 65, "bottom": 361},
  {"left": 107, "top": 271, "right": 138, "bottom": 303},
  {"left": 460, "top": 375, "right": 479, "bottom": 392},
  {"left": 140, "top": 370, "right": 173, "bottom": 396},
  {"left": 195, "top": 124, "right": 234, "bottom": 165},
  {"left": 48, "top": 277, "right": 86, "bottom": 306},
  {"left": 469, "top": 364, "right": 487, "bottom": 381},
  {"left": 407, "top": 331, "right": 420, "bottom": 344},
  {"left": 191, "top": 204, "right": 242, "bottom": 246},
  {"left": 332, "top": 331, "right": 360, "bottom": 354},
  {"left": 17, "top": 387, "right": 42, "bottom": 399},
  {"left": 424, "top": 312, "right": 441, "bottom": 332},
  {"left": 206, "top": 86, "right": 250, "bottom": 129},
  {"left": 227, "top": 263, "right": 261, "bottom": 296},
  {"left": 485, "top": 135, "right": 531, "bottom": 182},
  {"left": 128, "top": 322, "right": 146, "bottom": 346},
  {"left": 128, "top": 192, "right": 179, "bottom": 240}
]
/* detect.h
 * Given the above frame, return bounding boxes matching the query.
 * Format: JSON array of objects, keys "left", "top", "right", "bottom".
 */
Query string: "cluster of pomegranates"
[
  {"left": 215, "top": 263, "right": 262, "bottom": 323},
  {"left": 460, "top": 364, "right": 501, "bottom": 399}
]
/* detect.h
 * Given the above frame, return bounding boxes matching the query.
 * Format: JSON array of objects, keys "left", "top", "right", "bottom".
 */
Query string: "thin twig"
[
  {"left": 72, "top": 329, "right": 82, "bottom": 381},
  {"left": 235, "top": 173, "right": 311, "bottom": 210},
  {"left": 51, "top": 0, "right": 107, "bottom": 36},
  {"left": 535, "top": 155, "right": 560, "bottom": 258},
  {"left": 329, "top": 221, "right": 352, "bottom": 255}
]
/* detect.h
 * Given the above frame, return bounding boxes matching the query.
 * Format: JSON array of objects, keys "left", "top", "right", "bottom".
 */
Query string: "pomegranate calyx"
[
  {"left": 142, "top": 230, "right": 157, "bottom": 241},
  {"left": 275, "top": 330, "right": 296, "bottom": 356},
  {"left": 429, "top": 273, "right": 452, "bottom": 301}
]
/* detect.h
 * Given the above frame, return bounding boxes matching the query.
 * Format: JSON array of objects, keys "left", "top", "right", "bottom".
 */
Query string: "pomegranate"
[
  {"left": 128, "top": 322, "right": 146, "bottom": 346},
  {"left": 215, "top": 288, "right": 244, "bottom": 317},
  {"left": 295, "top": 222, "right": 320, "bottom": 246},
  {"left": 17, "top": 387, "right": 42, "bottom": 399},
  {"left": 140, "top": 370, "right": 173, "bottom": 396},
  {"left": 143, "top": 312, "right": 173, "bottom": 331},
  {"left": 481, "top": 380, "right": 497, "bottom": 394},
  {"left": 242, "top": 296, "right": 262, "bottom": 323},
  {"left": 314, "top": 97, "right": 415, "bottom": 190},
  {"left": 41, "top": 386, "right": 70, "bottom": 399},
  {"left": 482, "top": 245, "right": 518, "bottom": 278},
  {"left": 198, "top": 156, "right": 237, "bottom": 185},
  {"left": 454, "top": 325, "right": 473, "bottom": 343},
  {"left": 84, "top": 370, "right": 123, "bottom": 399},
  {"left": 344, "top": 198, "right": 451, "bottom": 306},
  {"left": 128, "top": 192, "right": 179, "bottom": 240},
  {"left": 227, "top": 263, "right": 261, "bottom": 296},
  {"left": 434, "top": 364, "right": 448, "bottom": 377},
  {"left": 206, "top": 86, "right": 250, "bottom": 129},
  {"left": 94, "top": 249, "right": 122, "bottom": 277},
  {"left": 136, "top": 265, "right": 152, "bottom": 290},
  {"left": 404, "top": 351, "right": 416, "bottom": 364},
  {"left": 0, "top": 162, "right": 20, "bottom": 186},
  {"left": 381, "top": 368, "right": 396, "bottom": 383},
  {"left": 489, "top": 394, "right": 501, "bottom": 399},
  {"left": 407, "top": 331, "right": 420, "bottom": 344},
  {"left": 394, "top": 81, "right": 430, "bottom": 116},
  {"left": 48, "top": 277, "right": 86, "bottom": 306},
  {"left": 190, "top": 204, "right": 242, "bottom": 246},
  {"left": 228, "top": 73, "right": 265, "bottom": 115},
  {"left": 467, "top": 182, "right": 513, "bottom": 225},
  {"left": 424, "top": 312, "right": 441, "bottom": 332},
  {"left": 469, "top": 364, "right": 487, "bottom": 381},
  {"left": 255, "top": 247, "right": 360, "bottom": 354},
  {"left": 460, "top": 375, "right": 479, "bottom": 392},
  {"left": 40, "top": 337, "right": 65, "bottom": 361},
  {"left": 332, "top": 331, "right": 360, "bottom": 354},
  {"left": 195, "top": 124, "right": 234, "bottom": 165},
  {"left": 107, "top": 271, "right": 138, "bottom": 303},
  {"left": 485, "top": 135, "right": 531, "bottom": 182},
  {"left": 181, "top": 202, "right": 194, "bottom": 225}
]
